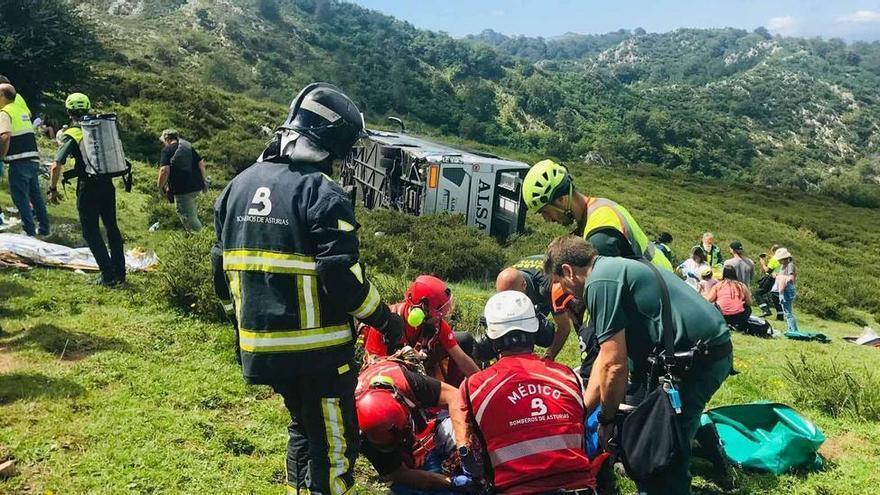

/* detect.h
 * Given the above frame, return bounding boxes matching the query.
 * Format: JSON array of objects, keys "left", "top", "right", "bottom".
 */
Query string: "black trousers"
[
  {"left": 77, "top": 179, "right": 125, "bottom": 281},
  {"left": 723, "top": 306, "right": 752, "bottom": 332},
  {"left": 274, "top": 366, "right": 359, "bottom": 495}
]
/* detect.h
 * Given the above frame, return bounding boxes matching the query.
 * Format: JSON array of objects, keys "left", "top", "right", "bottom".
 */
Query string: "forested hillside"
[{"left": 3, "top": 0, "right": 880, "bottom": 205}]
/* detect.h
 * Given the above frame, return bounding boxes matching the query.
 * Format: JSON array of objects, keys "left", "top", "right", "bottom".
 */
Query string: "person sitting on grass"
[
  {"left": 677, "top": 246, "right": 709, "bottom": 292},
  {"left": 707, "top": 265, "right": 753, "bottom": 332},
  {"left": 698, "top": 265, "right": 718, "bottom": 297}
]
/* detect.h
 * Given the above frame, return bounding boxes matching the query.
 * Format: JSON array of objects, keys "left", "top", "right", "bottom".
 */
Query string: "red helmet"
[
  {"left": 356, "top": 388, "right": 411, "bottom": 449},
  {"left": 405, "top": 275, "right": 453, "bottom": 321}
]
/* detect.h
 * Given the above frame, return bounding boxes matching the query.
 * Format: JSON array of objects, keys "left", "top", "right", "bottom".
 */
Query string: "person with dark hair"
[
  {"left": 48, "top": 93, "right": 125, "bottom": 286},
  {"left": 544, "top": 235, "right": 731, "bottom": 495},
  {"left": 655, "top": 231, "right": 675, "bottom": 265},
  {"left": 677, "top": 245, "right": 709, "bottom": 291},
  {"left": 157, "top": 128, "right": 207, "bottom": 231},
  {"left": 724, "top": 241, "right": 754, "bottom": 287},
  {"left": 0, "top": 83, "right": 50, "bottom": 237},
  {"left": 707, "top": 265, "right": 753, "bottom": 332}
]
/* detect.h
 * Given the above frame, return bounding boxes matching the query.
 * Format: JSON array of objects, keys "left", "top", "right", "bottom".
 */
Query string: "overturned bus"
[{"left": 340, "top": 130, "right": 530, "bottom": 240}]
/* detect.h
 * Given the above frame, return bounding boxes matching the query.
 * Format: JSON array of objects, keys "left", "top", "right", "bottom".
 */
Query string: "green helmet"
[
  {"left": 65, "top": 93, "right": 91, "bottom": 111},
  {"left": 522, "top": 159, "right": 571, "bottom": 212}
]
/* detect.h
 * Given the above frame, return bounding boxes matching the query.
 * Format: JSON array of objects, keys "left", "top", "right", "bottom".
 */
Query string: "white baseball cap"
[{"left": 484, "top": 290, "right": 538, "bottom": 340}]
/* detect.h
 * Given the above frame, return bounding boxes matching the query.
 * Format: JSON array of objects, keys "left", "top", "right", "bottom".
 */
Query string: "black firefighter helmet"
[{"left": 280, "top": 82, "right": 366, "bottom": 160}]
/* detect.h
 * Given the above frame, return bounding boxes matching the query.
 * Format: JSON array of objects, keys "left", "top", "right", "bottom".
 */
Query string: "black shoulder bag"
[{"left": 617, "top": 260, "right": 687, "bottom": 482}]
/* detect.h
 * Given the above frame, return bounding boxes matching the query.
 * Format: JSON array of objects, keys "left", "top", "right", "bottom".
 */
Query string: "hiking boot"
[{"left": 92, "top": 274, "right": 122, "bottom": 287}]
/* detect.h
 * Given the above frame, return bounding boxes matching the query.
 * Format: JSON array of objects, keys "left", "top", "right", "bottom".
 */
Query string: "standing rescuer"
[
  {"left": 213, "top": 82, "right": 403, "bottom": 495},
  {"left": 49, "top": 93, "right": 125, "bottom": 286},
  {"left": 0, "top": 83, "right": 51, "bottom": 237}
]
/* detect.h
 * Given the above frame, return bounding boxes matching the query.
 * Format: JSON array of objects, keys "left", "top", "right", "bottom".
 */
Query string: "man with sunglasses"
[
  {"left": 356, "top": 354, "right": 476, "bottom": 493},
  {"left": 363, "top": 275, "right": 480, "bottom": 386}
]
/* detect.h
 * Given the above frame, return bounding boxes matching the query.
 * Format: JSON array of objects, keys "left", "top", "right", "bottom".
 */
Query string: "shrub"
[
  {"left": 784, "top": 353, "right": 880, "bottom": 422},
  {"left": 155, "top": 229, "right": 224, "bottom": 321},
  {"left": 358, "top": 209, "right": 506, "bottom": 282}
]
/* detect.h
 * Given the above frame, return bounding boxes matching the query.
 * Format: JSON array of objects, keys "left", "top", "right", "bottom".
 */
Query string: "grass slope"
[{"left": 1, "top": 159, "right": 879, "bottom": 493}]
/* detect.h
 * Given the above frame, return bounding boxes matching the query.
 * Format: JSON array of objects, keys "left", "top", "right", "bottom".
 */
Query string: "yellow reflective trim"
[
  {"left": 228, "top": 272, "right": 243, "bottom": 323},
  {"left": 350, "top": 283, "right": 380, "bottom": 320},
  {"left": 349, "top": 263, "right": 364, "bottom": 284},
  {"left": 224, "top": 249, "right": 315, "bottom": 262},
  {"left": 322, "top": 398, "right": 351, "bottom": 495},
  {"left": 338, "top": 363, "right": 351, "bottom": 375},
  {"left": 238, "top": 324, "right": 352, "bottom": 352},
  {"left": 224, "top": 249, "right": 317, "bottom": 274},
  {"left": 338, "top": 219, "right": 355, "bottom": 232},
  {"left": 297, "top": 275, "right": 309, "bottom": 329}
]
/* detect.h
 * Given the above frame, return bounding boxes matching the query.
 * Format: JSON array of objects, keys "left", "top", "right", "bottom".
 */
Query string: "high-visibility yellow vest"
[
  {"left": 583, "top": 197, "right": 674, "bottom": 271},
  {"left": 0, "top": 102, "right": 39, "bottom": 162}
]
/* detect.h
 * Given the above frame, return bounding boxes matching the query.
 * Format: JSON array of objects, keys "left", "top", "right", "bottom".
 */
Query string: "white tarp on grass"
[{"left": 0, "top": 233, "right": 157, "bottom": 272}]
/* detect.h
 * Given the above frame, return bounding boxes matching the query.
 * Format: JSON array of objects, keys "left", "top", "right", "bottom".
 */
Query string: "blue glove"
[{"left": 451, "top": 475, "right": 479, "bottom": 493}]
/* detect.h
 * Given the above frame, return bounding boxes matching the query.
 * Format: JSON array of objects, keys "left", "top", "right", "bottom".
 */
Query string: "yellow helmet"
[
  {"left": 65, "top": 93, "right": 91, "bottom": 111},
  {"left": 522, "top": 159, "right": 571, "bottom": 212}
]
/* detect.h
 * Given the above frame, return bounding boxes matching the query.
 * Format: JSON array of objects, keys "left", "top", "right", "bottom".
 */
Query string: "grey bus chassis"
[{"left": 340, "top": 130, "right": 530, "bottom": 240}]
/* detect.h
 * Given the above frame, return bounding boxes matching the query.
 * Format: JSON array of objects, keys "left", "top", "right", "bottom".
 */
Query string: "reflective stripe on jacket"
[
  {"left": 583, "top": 197, "right": 673, "bottom": 271},
  {"left": 1, "top": 102, "right": 38, "bottom": 162},
  {"left": 463, "top": 354, "right": 595, "bottom": 494},
  {"left": 214, "top": 159, "right": 381, "bottom": 383}
]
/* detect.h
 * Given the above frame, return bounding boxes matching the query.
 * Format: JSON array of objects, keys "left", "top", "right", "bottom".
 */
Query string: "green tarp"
[{"left": 700, "top": 402, "right": 825, "bottom": 474}]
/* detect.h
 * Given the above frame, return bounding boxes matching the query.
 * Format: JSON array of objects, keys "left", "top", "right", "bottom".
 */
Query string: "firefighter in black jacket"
[{"left": 213, "top": 83, "right": 403, "bottom": 495}]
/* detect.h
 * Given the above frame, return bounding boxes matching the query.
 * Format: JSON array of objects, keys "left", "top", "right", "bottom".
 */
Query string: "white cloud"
[
  {"left": 767, "top": 16, "right": 799, "bottom": 35},
  {"left": 491, "top": 9, "right": 505, "bottom": 17},
  {"left": 838, "top": 10, "right": 880, "bottom": 24}
]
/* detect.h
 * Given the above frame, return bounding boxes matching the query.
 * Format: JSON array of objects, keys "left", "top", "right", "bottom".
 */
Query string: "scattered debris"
[
  {"left": 0, "top": 233, "right": 158, "bottom": 272},
  {"left": 0, "top": 459, "right": 17, "bottom": 478}
]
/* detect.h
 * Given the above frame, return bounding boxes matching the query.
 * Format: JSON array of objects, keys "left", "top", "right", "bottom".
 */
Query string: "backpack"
[
  {"left": 745, "top": 316, "right": 773, "bottom": 338},
  {"left": 60, "top": 113, "right": 133, "bottom": 192},
  {"left": 79, "top": 113, "right": 129, "bottom": 178}
]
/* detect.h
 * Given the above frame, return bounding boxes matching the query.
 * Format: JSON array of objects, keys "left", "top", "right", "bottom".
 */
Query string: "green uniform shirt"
[
  {"left": 588, "top": 229, "right": 635, "bottom": 258},
  {"left": 584, "top": 256, "right": 730, "bottom": 369}
]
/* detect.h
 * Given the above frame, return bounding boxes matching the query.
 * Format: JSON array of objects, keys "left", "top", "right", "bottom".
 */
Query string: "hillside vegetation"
[
  {"left": 2, "top": 0, "right": 880, "bottom": 206},
  {"left": 1, "top": 155, "right": 879, "bottom": 493},
  {"left": 1, "top": 1, "right": 880, "bottom": 492}
]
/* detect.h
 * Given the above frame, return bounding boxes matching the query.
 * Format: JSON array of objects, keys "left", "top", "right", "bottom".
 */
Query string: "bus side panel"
[{"left": 469, "top": 171, "right": 495, "bottom": 234}]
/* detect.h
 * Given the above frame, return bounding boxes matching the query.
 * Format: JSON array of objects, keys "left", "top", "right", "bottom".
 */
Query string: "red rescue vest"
[{"left": 463, "top": 354, "right": 595, "bottom": 494}]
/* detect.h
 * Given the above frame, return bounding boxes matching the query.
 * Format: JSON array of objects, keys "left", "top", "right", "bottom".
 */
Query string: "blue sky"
[{"left": 351, "top": 0, "right": 880, "bottom": 41}]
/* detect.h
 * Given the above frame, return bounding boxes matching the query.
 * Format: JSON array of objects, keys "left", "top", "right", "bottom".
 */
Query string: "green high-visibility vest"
[{"left": 1, "top": 101, "right": 39, "bottom": 162}]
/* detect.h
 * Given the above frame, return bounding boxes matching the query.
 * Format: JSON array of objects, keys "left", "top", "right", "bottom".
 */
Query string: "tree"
[{"left": 0, "top": 0, "right": 100, "bottom": 105}]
